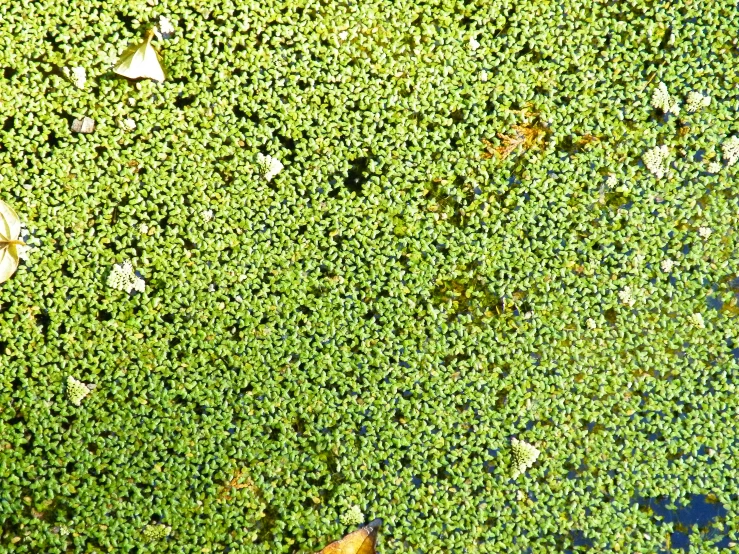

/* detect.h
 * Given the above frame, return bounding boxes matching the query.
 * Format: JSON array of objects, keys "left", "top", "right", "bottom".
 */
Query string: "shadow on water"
[{"left": 635, "top": 494, "right": 731, "bottom": 552}]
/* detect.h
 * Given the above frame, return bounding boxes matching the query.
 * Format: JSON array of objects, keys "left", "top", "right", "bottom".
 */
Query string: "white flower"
[
  {"left": 159, "top": 16, "right": 175, "bottom": 36},
  {"left": 480, "top": 70, "right": 488, "bottom": 82},
  {"left": 586, "top": 318, "right": 597, "bottom": 330},
  {"left": 123, "top": 118, "right": 136, "bottom": 130},
  {"left": 685, "top": 91, "right": 711, "bottom": 112},
  {"left": 722, "top": 136, "right": 739, "bottom": 167},
  {"left": 643, "top": 145, "right": 671, "bottom": 179},
  {"left": 107, "top": 260, "right": 145, "bottom": 293},
  {"left": 707, "top": 161, "right": 721, "bottom": 173},
  {"left": 340, "top": 504, "right": 364, "bottom": 526},
  {"left": 618, "top": 286, "right": 635, "bottom": 307},
  {"left": 605, "top": 174, "right": 618, "bottom": 188},
  {"left": 698, "top": 226, "right": 712, "bottom": 239},
  {"left": 256, "top": 153, "right": 284, "bottom": 181},
  {"left": 67, "top": 376, "right": 91, "bottom": 406},
  {"left": 201, "top": 209, "right": 214, "bottom": 222},
  {"left": 139, "top": 223, "right": 149, "bottom": 234},
  {"left": 338, "top": 30, "right": 348, "bottom": 41},
  {"left": 469, "top": 37, "right": 480, "bottom": 51},
  {"left": 511, "top": 438, "right": 540, "bottom": 478},
  {"left": 650, "top": 81, "right": 680, "bottom": 114},
  {"left": 660, "top": 259, "right": 675, "bottom": 273},
  {"left": 689, "top": 312, "right": 705, "bottom": 329}
]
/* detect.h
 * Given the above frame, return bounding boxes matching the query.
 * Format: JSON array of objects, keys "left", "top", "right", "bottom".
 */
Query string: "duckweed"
[{"left": 1, "top": 0, "right": 738, "bottom": 552}]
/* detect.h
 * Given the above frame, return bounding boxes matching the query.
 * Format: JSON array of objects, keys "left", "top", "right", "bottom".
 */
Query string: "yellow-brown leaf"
[{"left": 316, "top": 519, "right": 382, "bottom": 554}]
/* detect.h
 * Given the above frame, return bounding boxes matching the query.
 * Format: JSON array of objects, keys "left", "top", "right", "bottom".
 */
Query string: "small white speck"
[
  {"left": 469, "top": 37, "right": 480, "bottom": 51},
  {"left": 698, "top": 226, "right": 712, "bottom": 239}
]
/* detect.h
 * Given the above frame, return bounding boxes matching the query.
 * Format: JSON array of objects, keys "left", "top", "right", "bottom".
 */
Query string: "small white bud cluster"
[
  {"left": 685, "top": 91, "right": 711, "bottom": 113},
  {"left": 619, "top": 286, "right": 636, "bottom": 307},
  {"left": 688, "top": 313, "right": 705, "bottom": 329},
  {"left": 643, "top": 145, "right": 670, "bottom": 179},
  {"left": 651, "top": 82, "right": 680, "bottom": 114},
  {"left": 67, "top": 376, "right": 91, "bottom": 406},
  {"left": 511, "top": 438, "right": 540, "bottom": 478},
  {"left": 257, "top": 153, "right": 284, "bottom": 181},
  {"left": 107, "top": 260, "right": 145, "bottom": 293},
  {"left": 722, "top": 136, "right": 739, "bottom": 167}
]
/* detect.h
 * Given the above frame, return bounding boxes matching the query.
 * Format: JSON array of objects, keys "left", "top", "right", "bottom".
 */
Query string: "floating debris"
[
  {"left": 71, "top": 116, "right": 95, "bottom": 134},
  {"left": 114, "top": 28, "right": 165, "bottom": 82},
  {"left": 0, "top": 199, "right": 25, "bottom": 284}
]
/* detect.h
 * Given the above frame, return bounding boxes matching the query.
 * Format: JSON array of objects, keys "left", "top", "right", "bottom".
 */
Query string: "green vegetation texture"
[{"left": 1, "top": 0, "right": 739, "bottom": 552}]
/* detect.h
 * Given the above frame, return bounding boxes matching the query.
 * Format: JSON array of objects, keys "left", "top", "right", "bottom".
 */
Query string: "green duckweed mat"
[{"left": 2, "top": 0, "right": 739, "bottom": 552}]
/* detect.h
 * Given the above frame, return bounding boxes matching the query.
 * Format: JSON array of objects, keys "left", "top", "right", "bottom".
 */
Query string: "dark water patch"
[
  {"left": 634, "top": 493, "right": 729, "bottom": 551},
  {"left": 706, "top": 295, "right": 723, "bottom": 311}
]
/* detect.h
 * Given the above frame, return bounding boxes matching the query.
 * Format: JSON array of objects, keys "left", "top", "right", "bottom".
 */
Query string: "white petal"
[
  {"left": 0, "top": 200, "right": 21, "bottom": 240},
  {"left": 0, "top": 246, "right": 19, "bottom": 284}
]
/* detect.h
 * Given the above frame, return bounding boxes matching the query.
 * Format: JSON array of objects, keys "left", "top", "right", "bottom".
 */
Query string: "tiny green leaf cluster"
[
  {"left": 339, "top": 504, "right": 364, "bottom": 527},
  {"left": 142, "top": 523, "right": 172, "bottom": 541}
]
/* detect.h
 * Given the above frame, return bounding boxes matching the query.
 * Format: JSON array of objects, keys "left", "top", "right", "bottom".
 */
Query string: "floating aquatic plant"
[
  {"left": 2, "top": 1, "right": 738, "bottom": 551},
  {"left": 142, "top": 523, "right": 172, "bottom": 541},
  {"left": 107, "top": 261, "right": 145, "bottom": 293},
  {"left": 256, "top": 153, "right": 284, "bottom": 181},
  {"left": 340, "top": 505, "right": 365, "bottom": 526},
  {"left": 642, "top": 145, "right": 671, "bottom": 179},
  {"left": 651, "top": 81, "right": 680, "bottom": 114},
  {"left": 66, "top": 376, "right": 91, "bottom": 406},
  {"left": 511, "top": 438, "right": 540, "bottom": 479}
]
